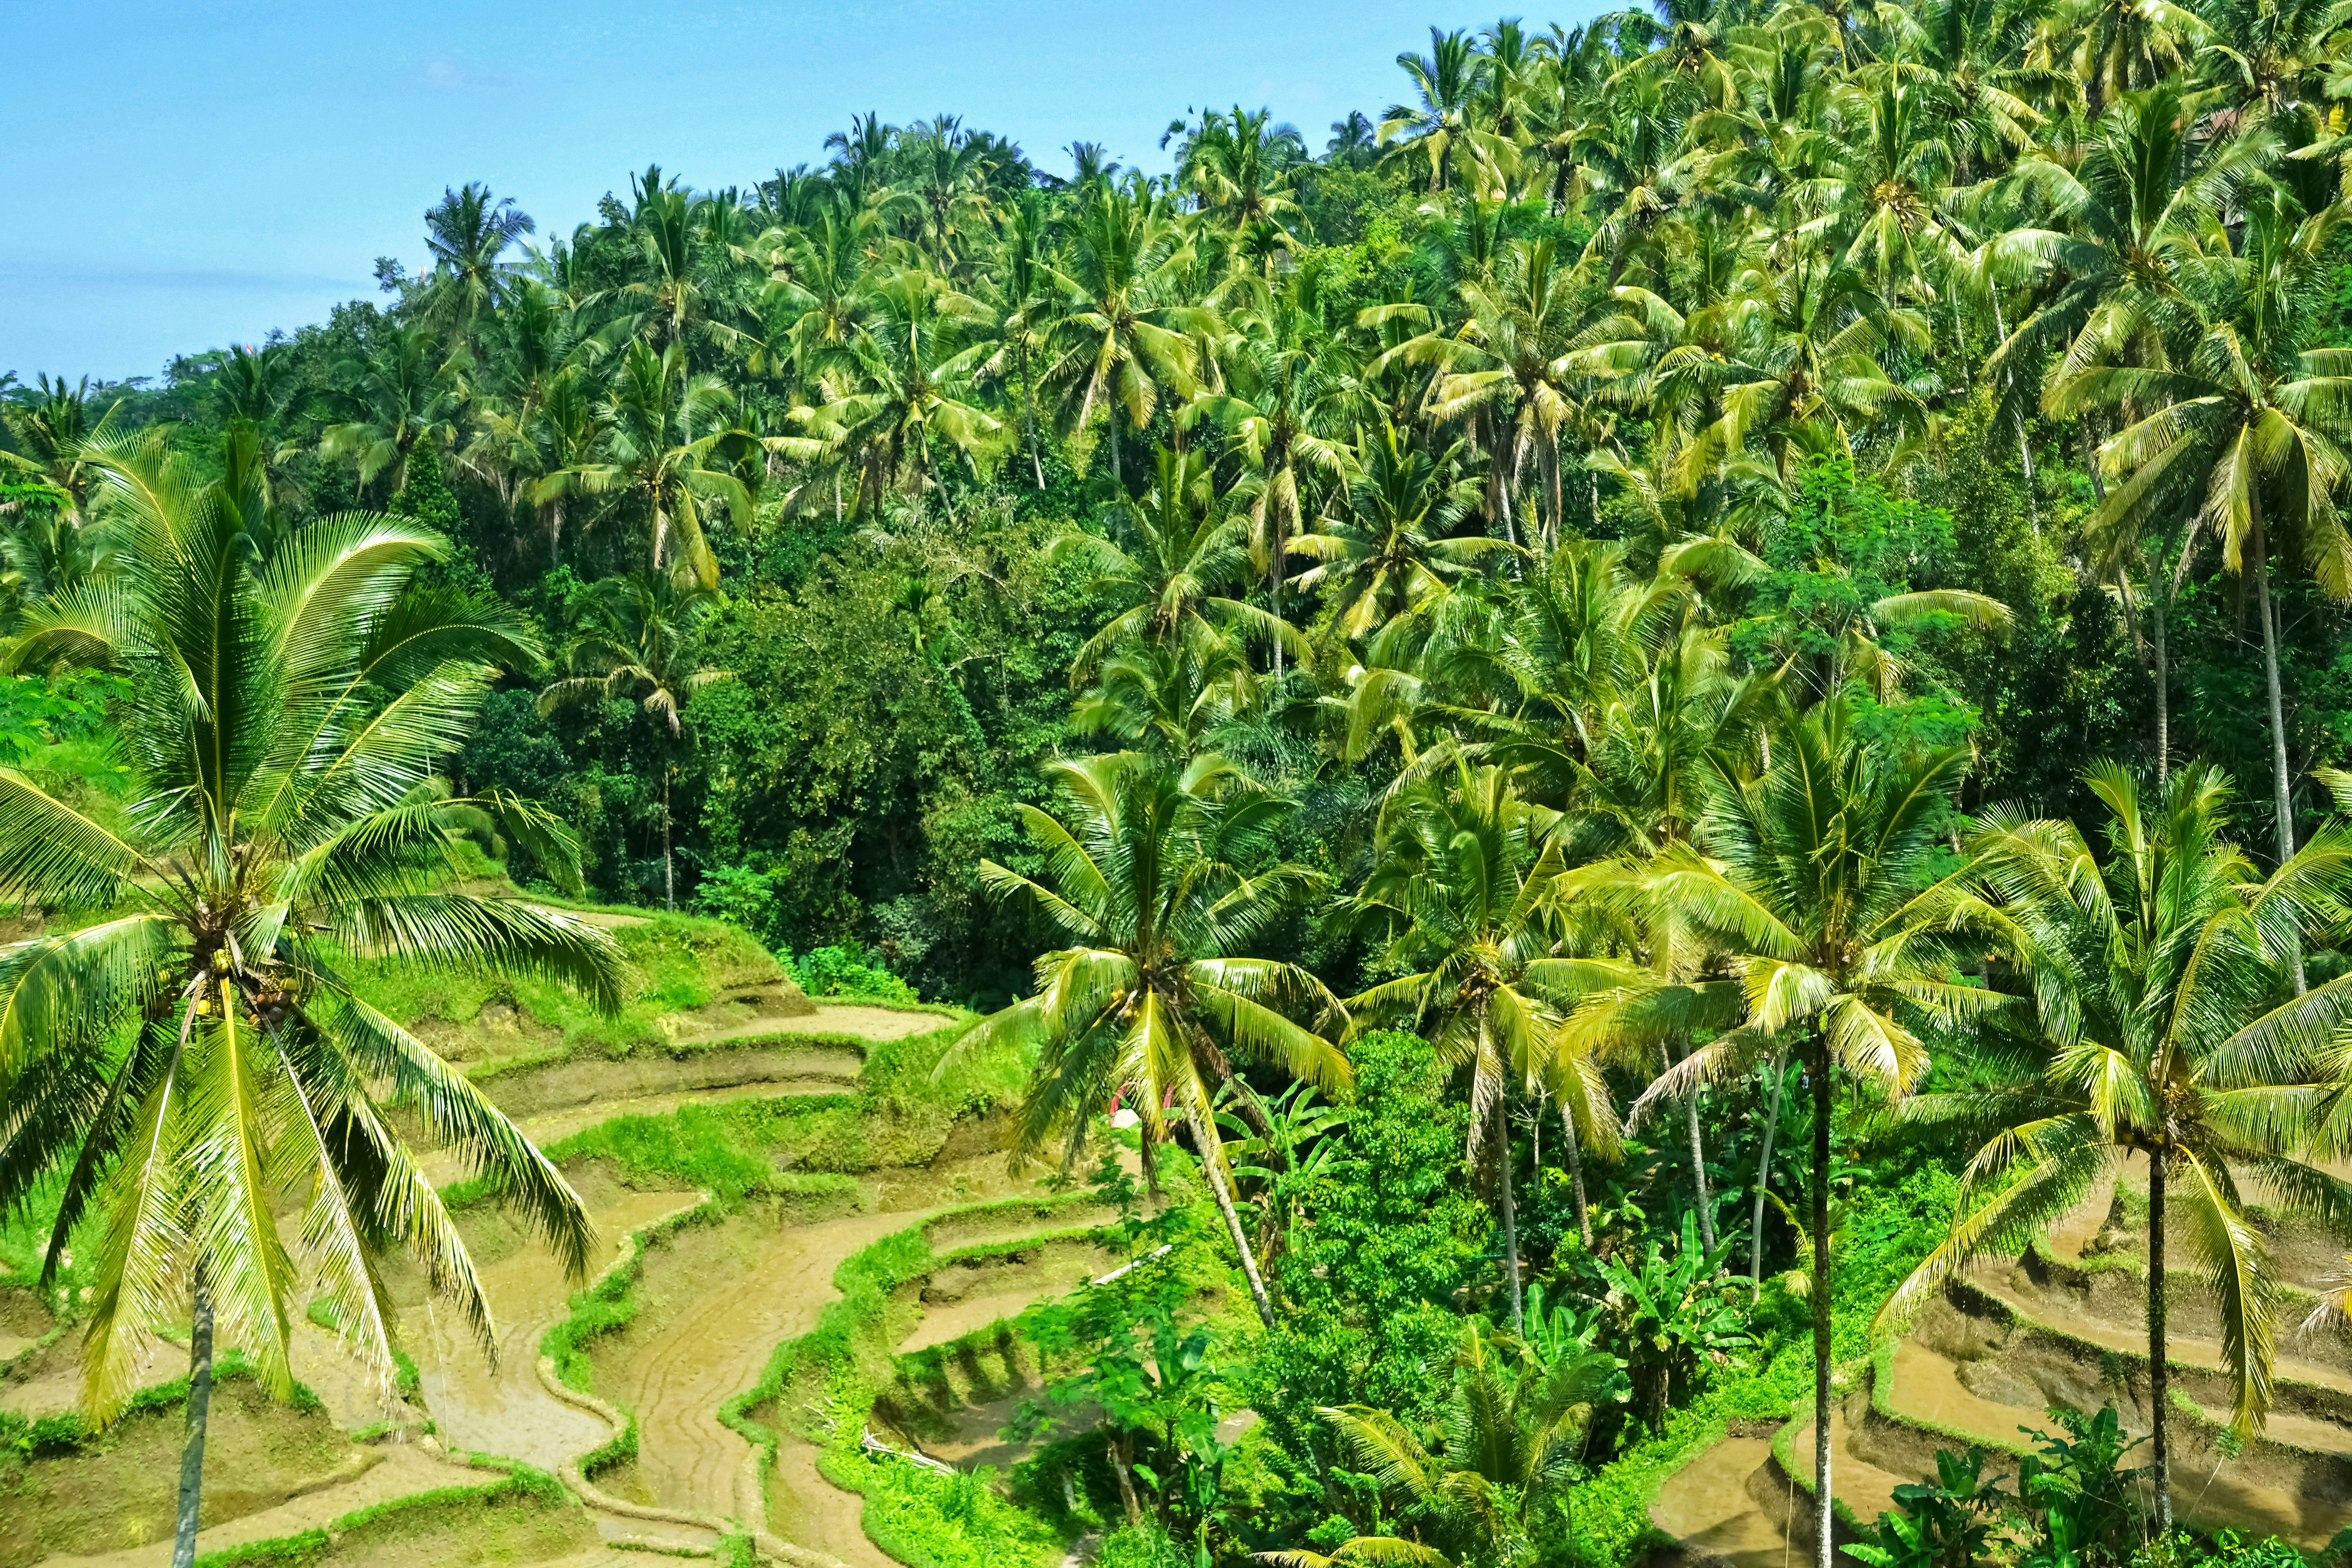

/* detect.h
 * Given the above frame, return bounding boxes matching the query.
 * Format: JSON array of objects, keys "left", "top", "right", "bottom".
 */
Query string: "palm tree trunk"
[
  {"left": 1665, "top": 1042, "right": 1716, "bottom": 1251},
  {"left": 1810, "top": 1036, "right": 1834, "bottom": 1568},
  {"left": 1496, "top": 1099, "right": 1524, "bottom": 1336},
  {"left": 1751, "top": 1052, "right": 1786, "bottom": 1301},
  {"left": 662, "top": 771, "right": 675, "bottom": 914},
  {"left": 1109, "top": 415, "right": 1123, "bottom": 492},
  {"left": 2153, "top": 567, "right": 2170, "bottom": 785},
  {"left": 1188, "top": 1103, "right": 1277, "bottom": 1331},
  {"left": 1559, "top": 1102, "right": 1592, "bottom": 1248},
  {"left": 1987, "top": 291, "right": 2040, "bottom": 536},
  {"left": 2149, "top": 1146, "right": 2171, "bottom": 1534},
  {"left": 172, "top": 1268, "right": 215, "bottom": 1568},
  {"left": 2250, "top": 510, "right": 2307, "bottom": 993}
]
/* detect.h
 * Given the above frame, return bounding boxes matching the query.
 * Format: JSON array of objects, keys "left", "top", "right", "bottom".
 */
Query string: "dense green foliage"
[{"left": 23, "top": 8, "right": 2352, "bottom": 1568}]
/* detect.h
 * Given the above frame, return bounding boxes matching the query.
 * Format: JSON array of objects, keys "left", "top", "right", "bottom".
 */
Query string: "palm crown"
[{"left": 0, "top": 433, "right": 624, "bottom": 1425}]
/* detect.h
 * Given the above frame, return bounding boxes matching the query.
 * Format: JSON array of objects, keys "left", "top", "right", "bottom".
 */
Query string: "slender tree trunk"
[
  {"left": 2153, "top": 568, "right": 2171, "bottom": 785},
  {"left": 1496, "top": 1099, "right": 1525, "bottom": 1335},
  {"left": 1988, "top": 291, "right": 2041, "bottom": 536},
  {"left": 1811, "top": 1036, "right": 1835, "bottom": 1568},
  {"left": 1190, "top": 1103, "right": 1277, "bottom": 1331},
  {"left": 1110, "top": 1431, "right": 1143, "bottom": 1526},
  {"left": 2149, "top": 1146, "right": 2171, "bottom": 1534},
  {"left": 1109, "top": 416, "right": 1123, "bottom": 491},
  {"left": 1559, "top": 1102, "right": 1593, "bottom": 1248},
  {"left": 1666, "top": 1042, "right": 1716, "bottom": 1251},
  {"left": 1271, "top": 523, "right": 1286, "bottom": 684},
  {"left": 1751, "top": 1053, "right": 1787, "bottom": 1301},
  {"left": 2250, "top": 508, "right": 2307, "bottom": 993},
  {"left": 2081, "top": 417, "right": 2107, "bottom": 502},
  {"left": 662, "top": 771, "right": 675, "bottom": 913},
  {"left": 172, "top": 1269, "right": 215, "bottom": 1568}
]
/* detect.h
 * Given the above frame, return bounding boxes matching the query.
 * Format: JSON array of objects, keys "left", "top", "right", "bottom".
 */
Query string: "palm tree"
[
  {"left": 1316, "top": 1318, "right": 1620, "bottom": 1567},
  {"left": 538, "top": 569, "right": 733, "bottom": 911},
  {"left": 977, "top": 189, "right": 1062, "bottom": 489},
  {"left": 943, "top": 751, "right": 1349, "bottom": 1330},
  {"left": 0, "top": 434, "right": 621, "bottom": 1568},
  {"left": 1291, "top": 422, "right": 1505, "bottom": 640},
  {"left": 1575, "top": 693, "right": 1994, "bottom": 1568},
  {"left": 2049, "top": 189, "right": 2352, "bottom": 884},
  {"left": 1170, "top": 105, "right": 1309, "bottom": 256},
  {"left": 1045, "top": 186, "right": 1212, "bottom": 490},
  {"left": 1381, "top": 27, "right": 1497, "bottom": 192},
  {"left": 1058, "top": 446, "right": 1305, "bottom": 679},
  {"left": 1880, "top": 762, "right": 2352, "bottom": 1533},
  {"left": 1347, "top": 760, "right": 1622, "bottom": 1333},
  {"left": 802, "top": 267, "right": 1002, "bottom": 524},
  {"left": 1, "top": 373, "right": 123, "bottom": 524},
  {"left": 420, "top": 181, "right": 536, "bottom": 341},
  {"left": 1186, "top": 259, "right": 1357, "bottom": 676},
  {"left": 544, "top": 339, "right": 752, "bottom": 588},
  {"left": 318, "top": 325, "right": 470, "bottom": 499},
  {"left": 1410, "top": 236, "right": 1612, "bottom": 548}
]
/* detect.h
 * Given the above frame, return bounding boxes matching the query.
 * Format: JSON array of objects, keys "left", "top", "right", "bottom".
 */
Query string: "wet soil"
[
  {"left": 467, "top": 1043, "right": 864, "bottom": 1124},
  {"left": 2, "top": 1375, "right": 364, "bottom": 1568},
  {"left": 408, "top": 1183, "right": 702, "bottom": 1475},
  {"left": 773, "top": 1437, "right": 899, "bottom": 1568},
  {"left": 1647, "top": 1437, "right": 1792, "bottom": 1568}
]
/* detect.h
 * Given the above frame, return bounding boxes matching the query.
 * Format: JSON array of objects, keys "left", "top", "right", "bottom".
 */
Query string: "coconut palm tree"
[
  {"left": 2049, "top": 189, "right": 2352, "bottom": 882},
  {"left": 801, "top": 267, "right": 1001, "bottom": 524},
  {"left": 1, "top": 373, "right": 123, "bottom": 524},
  {"left": 420, "top": 181, "right": 536, "bottom": 341},
  {"left": 1573, "top": 693, "right": 1997, "bottom": 1568},
  {"left": 1044, "top": 186, "right": 1213, "bottom": 490},
  {"left": 1879, "top": 761, "right": 2352, "bottom": 1533},
  {"left": 943, "top": 751, "right": 1350, "bottom": 1331},
  {"left": 543, "top": 339, "right": 751, "bottom": 588},
  {"left": 1058, "top": 445, "right": 1306, "bottom": 679},
  {"left": 0, "top": 434, "right": 621, "bottom": 1568},
  {"left": 318, "top": 325, "right": 471, "bottom": 500},
  {"left": 1290, "top": 421, "right": 1505, "bottom": 640},
  {"left": 1346, "top": 760, "right": 1623, "bottom": 1333},
  {"left": 538, "top": 568, "right": 734, "bottom": 912},
  {"left": 1186, "top": 258, "right": 1357, "bottom": 675}
]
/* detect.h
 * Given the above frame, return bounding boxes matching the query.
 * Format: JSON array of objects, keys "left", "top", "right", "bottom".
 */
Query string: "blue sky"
[{"left": 0, "top": 0, "right": 1580, "bottom": 382}]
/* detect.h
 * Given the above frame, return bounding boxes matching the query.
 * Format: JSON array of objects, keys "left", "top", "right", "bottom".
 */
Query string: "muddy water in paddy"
[
  {"left": 412, "top": 1183, "right": 701, "bottom": 1474},
  {"left": 1653, "top": 1168, "right": 2352, "bottom": 1565}
]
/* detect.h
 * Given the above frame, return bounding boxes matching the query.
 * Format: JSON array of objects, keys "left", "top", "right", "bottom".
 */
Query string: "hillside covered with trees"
[{"left": 13, "top": 7, "right": 2352, "bottom": 1568}]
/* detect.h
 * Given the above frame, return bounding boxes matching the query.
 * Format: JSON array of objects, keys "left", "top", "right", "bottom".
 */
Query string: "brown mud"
[{"left": 1652, "top": 1171, "right": 2352, "bottom": 1567}]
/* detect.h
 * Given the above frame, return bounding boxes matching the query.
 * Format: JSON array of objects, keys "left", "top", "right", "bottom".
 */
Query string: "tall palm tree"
[
  {"left": 943, "top": 751, "right": 1349, "bottom": 1330},
  {"left": 1880, "top": 762, "right": 2352, "bottom": 1533},
  {"left": 1058, "top": 446, "right": 1305, "bottom": 679},
  {"left": 0, "top": 435, "right": 621, "bottom": 1568},
  {"left": 1574, "top": 693, "right": 1995, "bottom": 1568},
  {"left": 802, "top": 267, "right": 1002, "bottom": 524},
  {"left": 1382, "top": 27, "right": 1498, "bottom": 192},
  {"left": 1045, "top": 186, "right": 1213, "bottom": 490},
  {"left": 1291, "top": 421, "right": 1504, "bottom": 640},
  {"left": 318, "top": 325, "right": 470, "bottom": 499},
  {"left": 420, "top": 181, "right": 536, "bottom": 342},
  {"left": 1, "top": 373, "right": 123, "bottom": 524},
  {"left": 2050, "top": 190, "right": 2352, "bottom": 882},
  {"left": 1186, "top": 259, "right": 1356, "bottom": 675},
  {"left": 544, "top": 339, "right": 752, "bottom": 588},
  {"left": 1347, "top": 760, "right": 1622, "bottom": 1332},
  {"left": 538, "top": 569, "right": 733, "bottom": 911}
]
